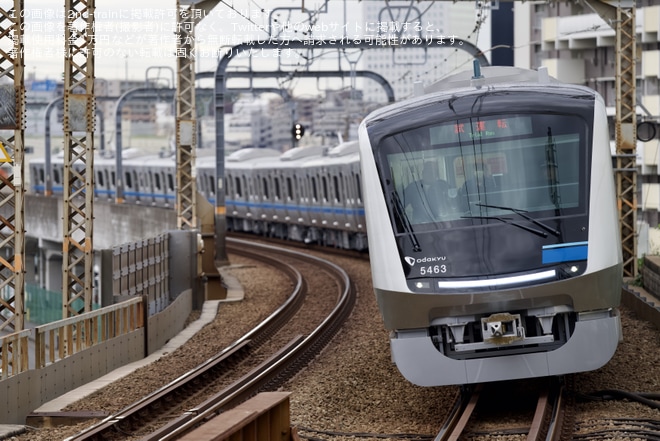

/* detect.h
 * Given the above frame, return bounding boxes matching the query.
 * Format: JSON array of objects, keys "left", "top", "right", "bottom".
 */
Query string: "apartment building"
[{"left": 515, "top": 2, "right": 660, "bottom": 232}]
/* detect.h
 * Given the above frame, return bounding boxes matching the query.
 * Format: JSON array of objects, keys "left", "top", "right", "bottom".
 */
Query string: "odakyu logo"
[{"left": 405, "top": 256, "right": 447, "bottom": 266}]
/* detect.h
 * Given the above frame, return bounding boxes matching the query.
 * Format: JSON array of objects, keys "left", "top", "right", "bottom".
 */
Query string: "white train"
[
  {"left": 357, "top": 66, "right": 623, "bottom": 385},
  {"left": 223, "top": 141, "right": 366, "bottom": 249},
  {"left": 28, "top": 66, "right": 623, "bottom": 386},
  {"left": 29, "top": 141, "right": 367, "bottom": 251}
]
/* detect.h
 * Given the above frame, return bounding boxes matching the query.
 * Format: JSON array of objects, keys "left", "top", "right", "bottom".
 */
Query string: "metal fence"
[
  {"left": 113, "top": 234, "right": 170, "bottom": 315},
  {"left": 0, "top": 232, "right": 171, "bottom": 380}
]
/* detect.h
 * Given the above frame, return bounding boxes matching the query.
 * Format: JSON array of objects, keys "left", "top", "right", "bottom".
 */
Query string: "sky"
[{"left": 20, "top": 1, "right": 490, "bottom": 90}]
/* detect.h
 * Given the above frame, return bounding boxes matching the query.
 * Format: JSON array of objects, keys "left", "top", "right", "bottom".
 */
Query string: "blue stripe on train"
[
  {"left": 542, "top": 241, "right": 588, "bottom": 264},
  {"left": 31, "top": 186, "right": 363, "bottom": 216}
]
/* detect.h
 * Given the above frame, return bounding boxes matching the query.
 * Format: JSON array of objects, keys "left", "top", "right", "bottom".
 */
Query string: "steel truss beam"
[
  {"left": 62, "top": 0, "right": 95, "bottom": 317},
  {"left": 174, "top": 1, "right": 221, "bottom": 229},
  {"left": 0, "top": 0, "right": 25, "bottom": 334},
  {"left": 614, "top": 6, "right": 637, "bottom": 277},
  {"left": 176, "top": 1, "right": 197, "bottom": 230}
]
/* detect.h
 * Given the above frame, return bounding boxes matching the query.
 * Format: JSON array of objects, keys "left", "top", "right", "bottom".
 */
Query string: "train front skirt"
[{"left": 390, "top": 308, "right": 621, "bottom": 386}]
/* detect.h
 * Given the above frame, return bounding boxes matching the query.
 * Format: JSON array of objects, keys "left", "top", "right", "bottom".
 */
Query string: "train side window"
[
  {"left": 262, "top": 176, "right": 269, "bottom": 199},
  {"left": 355, "top": 173, "right": 362, "bottom": 203},
  {"left": 209, "top": 175, "right": 215, "bottom": 195},
  {"left": 125, "top": 172, "right": 132, "bottom": 189},
  {"left": 167, "top": 173, "right": 174, "bottom": 192},
  {"left": 298, "top": 176, "right": 306, "bottom": 200},
  {"left": 334, "top": 174, "right": 341, "bottom": 203},
  {"left": 154, "top": 172, "right": 161, "bottom": 190},
  {"left": 111, "top": 171, "right": 116, "bottom": 187},
  {"left": 97, "top": 170, "right": 104, "bottom": 187},
  {"left": 39, "top": 168, "right": 45, "bottom": 184},
  {"left": 274, "top": 176, "right": 281, "bottom": 200},
  {"left": 235, "top": 177, "right": 241, "bottom": 197},
  {"left": 311, "top": 176, "right": 318, "bottom": 202},
  {"left": 286, "top": 177, "right": 294, "bottom": 201},
  {"left": 53, "top": 168, "right": 60, "bottom": 184},
  {"left": 322, "top": 175, "right": 329, "bottom": 203}
]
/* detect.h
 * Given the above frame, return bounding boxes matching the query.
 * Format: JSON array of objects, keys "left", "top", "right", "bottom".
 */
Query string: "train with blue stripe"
[
  {"left": 28, "top": 65, "right": 623, "bottom": 387},
  {"left": 28, "top": 140, "right": 367, "bottom": 251},
  {"left": 224, "top": 140, "right": 366, "bottom": 249},
  {"left": 358, "top": 66, "right": 623, "bottom": 386}
]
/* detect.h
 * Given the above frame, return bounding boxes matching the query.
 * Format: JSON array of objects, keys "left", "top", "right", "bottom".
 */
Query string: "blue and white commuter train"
[
  {"left": 28, "top": 141, "right": 367, "bottom": 251},
  {"left": 357, "top": 66, "right": 623, "bottom": 385},
  {"left": 223, "top": 141, "right": 366, "bottom": 250}
]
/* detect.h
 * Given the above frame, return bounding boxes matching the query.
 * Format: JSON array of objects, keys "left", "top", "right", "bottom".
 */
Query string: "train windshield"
[{"left": 383, "top": 113, "right": 587, "bottom": 229}]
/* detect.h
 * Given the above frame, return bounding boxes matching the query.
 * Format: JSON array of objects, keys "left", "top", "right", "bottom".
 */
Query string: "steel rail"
[
  {"left": 149, "top": 238, "right": 355, "bottom": 441},
  {"left": 434, "top": 385, "right": 481, "bottom": 441},
  {"left": 65, "top": 239, "right": 354, "bottom": 441},
  {"left": 434, "top": 378, "right": 565, "bottom": 441},
  {"left": 64, "top": 240, "right": 306, "bottom": 441},
  {"left": 543, "top": 379, "right": 567, "bottom": 441}
]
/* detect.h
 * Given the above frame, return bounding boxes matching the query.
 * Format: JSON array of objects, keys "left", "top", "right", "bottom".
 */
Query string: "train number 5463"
[{"left": 419, "top": 265, "right": 447, "bottom": 276}]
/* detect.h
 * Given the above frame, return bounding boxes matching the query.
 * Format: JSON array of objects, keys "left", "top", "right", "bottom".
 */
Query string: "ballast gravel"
[{"left": 9, "top": 251, "right": 660, "bottom": 441}]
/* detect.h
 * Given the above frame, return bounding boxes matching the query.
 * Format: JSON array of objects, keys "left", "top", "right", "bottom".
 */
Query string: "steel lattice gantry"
[
  {"left": 175, "top": 0, "right": 220, "bottom": 230},
  {"left": 615, "top": 5, "right": 637, "bottom": 278},
  {"left": 585, "top": 0, "right": 638, "bottom": 277},
  {"left": 176, "top": 0, "right": 225, "bottom": 299},
  {"left": 0, "top": 0, "right": 26, "bottom": 334},
  {"left": 62, "top": 0, "right": 95, "bottom": 317},
  {"left": 175, "top": 0, "right": 198, "bottom": 230}
]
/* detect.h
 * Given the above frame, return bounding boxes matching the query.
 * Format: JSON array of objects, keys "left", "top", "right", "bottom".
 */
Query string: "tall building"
[
  {"left": 361, "top": 2, "right": 480, "bottom": 103},
  {"left": 515, "top": 2, "right": 658, "bottom": 114},
  {"left": 514, "top": 2, "right": 660, "bottom": 250}
]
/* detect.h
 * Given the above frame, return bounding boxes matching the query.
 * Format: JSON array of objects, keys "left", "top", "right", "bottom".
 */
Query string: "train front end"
[{"left": 358, "top": 68, "right": 622, "bottom": 386}]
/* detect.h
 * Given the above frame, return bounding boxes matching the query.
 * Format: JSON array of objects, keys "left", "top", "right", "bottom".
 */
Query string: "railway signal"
[{"left": 292, "top": 123, "right": 305, "bottom": 141}]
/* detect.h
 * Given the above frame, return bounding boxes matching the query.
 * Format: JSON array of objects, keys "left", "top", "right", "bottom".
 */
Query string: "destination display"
[{"left": 429, "top": 115, "right": 533, "bottom": 145}]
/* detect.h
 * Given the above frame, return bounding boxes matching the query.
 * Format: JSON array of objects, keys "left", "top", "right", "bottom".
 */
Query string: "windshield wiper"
[
  {"left": 475, "top": 203, "right": 560, "bottom": 236},
  {"left": 391, "top": 190, "right": 422, "bottom": 252},
  {"left": 461, "top": 215, "right": 548, "bottom": 238}
]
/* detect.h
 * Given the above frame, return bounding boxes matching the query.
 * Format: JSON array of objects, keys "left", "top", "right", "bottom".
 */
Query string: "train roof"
[
  {"left": 363, "top": 66, "right": 599, "bottom": 126},
  {"left": 226, "top": 148, "right": 281, "bottom": 162},
  {"left": 424, "top": 66, "right": 561, "bottom": 93},
  {"left": 301, "top": 143, "right": 360, "bottom": 168},
  {"left": 280, "top": 145, "right": 327, "bottom": 161},
  {"left": 327, "top": 141, "right": 359, "bottom": 158}
]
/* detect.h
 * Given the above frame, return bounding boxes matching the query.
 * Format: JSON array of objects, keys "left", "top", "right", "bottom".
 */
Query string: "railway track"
[
  {"left": 63, "top": 238, "right": 355, "bottom": 441},
  {"left": 435, "top": 377, "right": 570, "bottom": 441}
]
